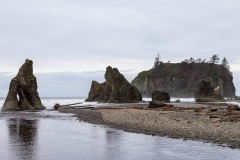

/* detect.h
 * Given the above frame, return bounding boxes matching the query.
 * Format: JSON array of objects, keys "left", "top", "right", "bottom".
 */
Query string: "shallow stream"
[{"left": 0, "top": 97, "right": 240, "bottom": 160}]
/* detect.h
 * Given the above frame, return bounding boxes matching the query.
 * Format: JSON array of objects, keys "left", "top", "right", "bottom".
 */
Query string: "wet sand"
[{"left": 59, "top": 102, "right": 240, "bottom": 149}]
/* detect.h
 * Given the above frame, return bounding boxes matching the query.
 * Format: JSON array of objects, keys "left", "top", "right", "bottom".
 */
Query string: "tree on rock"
[
  {"left": 153, "top": 53, "right": 161, "bottom": 68},
  {"left": 221, "top": 57, "right": 230, "bottom": 70},
  {"left": 210, "top": 54, "right": 219, "bottom": 64}
]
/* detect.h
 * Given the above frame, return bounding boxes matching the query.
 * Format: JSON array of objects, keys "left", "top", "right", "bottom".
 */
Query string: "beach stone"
[
  {"left": 175, "top": 99, "right": 181, "bottom": 103},
  {"left": 85, "top": 66, "right": 142, "bottom": 103},
  {"left": 54, "top": 103, "right": 60, "bottom": 110},
  {"left": 195, "top": 79, "right": 225, "bottom": 102},
  {"left": 1, "top": 59, "right": 46, "bottom": 111},
  {"left": 152, "top": 89, "right": 170, "bottom": 102}
]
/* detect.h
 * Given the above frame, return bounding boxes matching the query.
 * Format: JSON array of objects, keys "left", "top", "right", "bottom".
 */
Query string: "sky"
[{"left": 0, "top": 0, "right": 240, "bottom": 97}]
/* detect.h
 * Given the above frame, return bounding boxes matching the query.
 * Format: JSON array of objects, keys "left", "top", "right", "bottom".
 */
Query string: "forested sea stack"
[
  {"left": 1, "top": 59, "right": 45, "bottom": 111},
  {"left": 85, "top": 66, "right": 142, "bottom": 103},
  {"left": 131, "top": 61, "right": 235, "bottom": 98}
]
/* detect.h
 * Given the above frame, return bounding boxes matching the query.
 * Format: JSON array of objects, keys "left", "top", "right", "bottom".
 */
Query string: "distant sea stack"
[
  {"left": 131, "top": 63, "right": 235, "bottom": 98},
  {"left": 85, "top": 66, "right": 142, "bottom": 103},
  {"left": 1, "top": 59, "right": 46, "bottom": 111}
]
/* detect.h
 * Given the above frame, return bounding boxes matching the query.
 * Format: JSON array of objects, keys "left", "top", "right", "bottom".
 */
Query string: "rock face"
[
  {"left": 85, "top": 66, "right": 142, "bottom": 103},
  {"left": 195, "top": 79, "right": 225, "bottom": 102},
  {"left": 131, "top": 63, "right": 235, "bottom": 98},
  {"left": 152, "top": 89, "right": 170, "bottom": 102},
  {"left": 1, "top": 59, "right": 46, "bottom": 111}
]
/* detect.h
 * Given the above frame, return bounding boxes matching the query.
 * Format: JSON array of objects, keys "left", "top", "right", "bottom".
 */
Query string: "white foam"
[{"left": 142, "top": 97, "right": 195, "bottom": 103}]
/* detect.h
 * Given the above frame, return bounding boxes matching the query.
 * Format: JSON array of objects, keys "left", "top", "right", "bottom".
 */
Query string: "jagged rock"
[
  {"left": 152, "top": 89, "right": 170, "bottom": 102},
  {"left": 195, "top": 79, "right": 225, "bottom": 102},
  {"left": 148, "top": 101, "right": 167, "bottom": 108},
  {"left": 1, "top": 59, "right": 46, "bottom": 111},
  {"left": 85, "top": 66, "right": 142, "bottom": 103}
]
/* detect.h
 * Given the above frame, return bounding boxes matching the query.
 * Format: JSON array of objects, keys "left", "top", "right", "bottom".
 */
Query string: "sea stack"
[
  {"left": 195, "top": 79, "right": 225, "bottom": 102},
  {"left": 1, "top": 59, "right": 46, "bottom": 111},
  {"left": 131, "top": 63, "right": 235, "bottom": 97},
  {"left": 152, "top": 89, "right": 170, "bottom": 102},
  {"left": 85, "top": 66, "right": 142, "bottom": 103}
]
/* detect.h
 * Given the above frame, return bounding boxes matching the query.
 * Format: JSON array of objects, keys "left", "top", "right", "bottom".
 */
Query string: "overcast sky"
[{"left": 0, "top": 0, "right": 240, "bottom": 97}]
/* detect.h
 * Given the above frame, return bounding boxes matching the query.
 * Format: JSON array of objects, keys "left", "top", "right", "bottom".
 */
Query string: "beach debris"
[
  {"left": 148, "top": 101, "right": 167, "bottom": 108},
  {"left": 85, "top": 66, "right": 142, "bottom": 103},
  {"left": 152, "top": 89, "right": 170, "bottom": 102},
  {"left": 54, "top": 103, "right": 60, "bottom": 110},
  {"left": 210, "top": 109, "right": 218, "bottom": 112},
  {"left": 194, "top": 108, "right": 203, "bottom": 112},
  {"left": 227, "top": 104, "right": 240, "bottom": 111},
  {"left": 209, "top": 115, "right": 219, "bottom": 118},
  {"left": 1, "top": 59, "right": 46, "bottom": 111},
  {"left": 234, "top": 96, "right": 240, "bottom": 100}
]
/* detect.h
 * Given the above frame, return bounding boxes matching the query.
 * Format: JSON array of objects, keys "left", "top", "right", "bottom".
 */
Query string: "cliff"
[{"left": 131, "top": 63, "right": 236, "bottom": 98}]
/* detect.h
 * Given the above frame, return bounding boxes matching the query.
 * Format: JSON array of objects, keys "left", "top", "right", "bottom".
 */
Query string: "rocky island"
[
  {"left": 131, "top": 62, "right": 235, "bottom": 98},
  {"left": 1, "top": 59, "right": 45, "bottom": 111}
]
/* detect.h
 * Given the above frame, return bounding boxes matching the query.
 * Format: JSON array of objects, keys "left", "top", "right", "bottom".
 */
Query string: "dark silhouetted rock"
[
  {"left": 54, "top": 103, "right": 60, "bottom": 110},
  {"left": 1, "top": 59, "right": 46, "bottom": 111},
  {"left": 152, "top": 89, "right": 170, "bottom": 102},
  {"left": 195, "top": 79, "right": 225, "bottom": 102},
  {"left": 175, "top": 99, "right": 181, "bottom": 103},
  {"left": 85, "top": 66, "right": 142, "bottom": 103},
  {"left": 148, "top": 101, "right": 167, "bottom": 108}
]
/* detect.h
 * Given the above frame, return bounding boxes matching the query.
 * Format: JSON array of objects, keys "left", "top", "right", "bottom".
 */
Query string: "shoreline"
[{"left": 58, "top": 102, "right": 240, "bottom": 149}]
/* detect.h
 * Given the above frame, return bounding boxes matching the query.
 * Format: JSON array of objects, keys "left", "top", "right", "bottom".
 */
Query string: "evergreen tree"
[
  {"left": 154, "top": 53, "right": 161, "bottom": 68},
  {"left": 221, "top": 57, "right": 230, "bottom": 70},
  {"left": 210, "top": 54, "right": 219, "bottom": 64},
  {"left": 189, "top": 57, "right": 195, "bottom": 63}
]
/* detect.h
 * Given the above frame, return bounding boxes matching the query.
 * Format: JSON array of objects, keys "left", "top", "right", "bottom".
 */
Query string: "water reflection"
[
  {"left": 7, "top": 118, "right": 39, "bottom": 160},
  {"left": 0, "top": 114, "right": 239, "bottom": 160},
  {"left": 105, "top": 129, "right": 122, "bottom": 159}
]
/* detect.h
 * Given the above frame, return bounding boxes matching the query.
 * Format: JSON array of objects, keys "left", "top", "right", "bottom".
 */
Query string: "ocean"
[{"left": 0, "top": 97, "right": 240, "bottom": 160}]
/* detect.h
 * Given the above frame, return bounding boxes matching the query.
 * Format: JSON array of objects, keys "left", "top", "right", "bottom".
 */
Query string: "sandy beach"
[{"left": 59, "top": 102, "right": 240, "bottom": 149}]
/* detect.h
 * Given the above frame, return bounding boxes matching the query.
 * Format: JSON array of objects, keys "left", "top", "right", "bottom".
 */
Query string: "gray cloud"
[{"left": 0, "top": 0, "right": 240, "bottom": 96}]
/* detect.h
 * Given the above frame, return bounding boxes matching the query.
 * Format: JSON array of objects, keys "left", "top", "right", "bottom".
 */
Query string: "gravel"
[{"left": 59, "top": 106, "right": 240, "bottom": 149}]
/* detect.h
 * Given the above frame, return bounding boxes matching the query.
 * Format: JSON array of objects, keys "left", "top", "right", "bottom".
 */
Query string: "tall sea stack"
[
  {"left": 85, "top": 66, "right": 142, "bottom": 103},
  {"left": 1, "top": 59, "right": 46, "bottom": 111}
]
